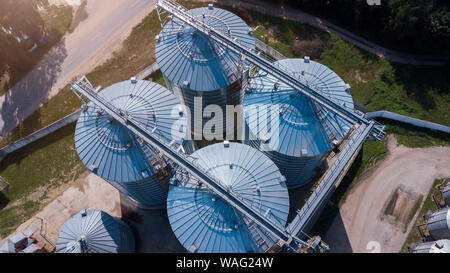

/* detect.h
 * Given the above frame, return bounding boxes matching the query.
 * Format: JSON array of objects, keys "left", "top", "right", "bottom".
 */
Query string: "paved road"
[
  {"left": 211, "top": 0, "right": 450, "bottom": 66},
  {"left": 0, "top": 0, "right": 156, "bottom": 137}
]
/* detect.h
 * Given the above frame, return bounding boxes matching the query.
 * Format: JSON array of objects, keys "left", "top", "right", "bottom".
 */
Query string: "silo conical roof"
[
  {"left": 243, "top": 58, "right": 355, "bottom": 188},
  {"left": 167, "top": 142, "right": 289, "bottom": 253},
  {"left": 75, "top": 80, "right": 190, "bottom": 208},
  {"left": 156, "top": 6, "right": 255, "bottom": 92},
  {"left": 75, "top": 80, "right": 187, "bottom": 183},
  {"left": 56, "top": 210, "right": 135, "bottom": 253}
]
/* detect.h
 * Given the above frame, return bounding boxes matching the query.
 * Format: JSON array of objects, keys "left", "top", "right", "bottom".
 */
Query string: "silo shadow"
[
  {"left": 322, "top": 212, "right": 353, "bottom": 253},
  {"left": 119, "top": 195, "right": 186, "bottom": 253}
]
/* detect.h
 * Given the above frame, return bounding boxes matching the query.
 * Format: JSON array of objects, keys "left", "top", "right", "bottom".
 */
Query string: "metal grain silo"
[
  {"left": 442, "top": 180, "right": 450, "bottom": 206},
  {"left": 155, "top": 5, "right": 255, "bottom": 139},
  {"left": 75, "top": 79, "right": 193, "bottom": 209},
  {"left": 56, "top": 209, "right": 135, "bottom": 253},
  {"left": 427, "top": 207, "right": 450, "bottom": 240},
  {"left": 243, "top": 58, "right": 354, "bottom": 188},
  {"left": 411, "top": 240, "right": 450, "bottom": 253},
  {"left": 167, "top": 142, "right": 289, "bottom": 253}
]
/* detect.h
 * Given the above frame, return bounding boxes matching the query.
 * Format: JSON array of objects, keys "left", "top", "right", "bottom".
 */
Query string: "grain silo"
[
  {"left": 427, "top": 207, "right": 450, "bottom": 240},
  {"left": 411, "top": 240, "right": 450, "bottom": 253},
  {"left": 442, "top": 180, "right": 450, "bottom": 206},
  {"left": 75, "top": 79, "right": 193, "bottom": 209},
  {"left": 155, "top": 5, "right": 255, "bottom": 139},
  {"left": 56, "top": 209, "right": 135, "bottom": 253},
  {"left": 243, "top": 58, "right": 354, "bottom": 188},
  {"left": 167, "top": 142, "right": 289, "bottom": 253}
]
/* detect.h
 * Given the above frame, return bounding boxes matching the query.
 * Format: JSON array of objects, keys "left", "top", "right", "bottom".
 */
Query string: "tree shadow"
[
  {"left": 392, "top": 64, "right": 450, "bottom": 110},
  {"left": 0, "top": 38, "right": 68, "bottom": 137}
]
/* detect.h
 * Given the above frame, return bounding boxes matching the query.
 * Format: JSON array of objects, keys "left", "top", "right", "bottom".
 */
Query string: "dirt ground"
[
  {"left": 0, "top": 171, "right": 185, "bottom": 253},
  {"left": 47, "top": 0, "right": 157, "bottom": 98},
  {"left": 323, "top": 136, "right": 450, "bottom": 253},
  {"left": 0, "top": 172, "right": 121, "bottom": 248}
]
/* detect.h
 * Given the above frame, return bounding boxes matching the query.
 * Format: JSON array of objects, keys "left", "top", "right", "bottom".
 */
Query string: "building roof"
[
  {"left": 75, "top": 80, "right": 187, "bottom": 183},
  {"left": 167, "top": 142, "right": 289, "bottom": 253},
  {"left": 412, "top": 240, "right": 450, "bottom": 253},
  {"left": 244, "top": 58, "right": 354, "bottom": 157},
  {"left": 156, "top": 6, "right": 255, "bottom": 91},
  {"left": 0, "top": 240, "right": 15, "bottom": 253}
]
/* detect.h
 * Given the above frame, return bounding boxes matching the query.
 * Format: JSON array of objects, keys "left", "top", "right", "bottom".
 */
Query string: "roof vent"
[
  {"left": 304, "top": 56, "right": 310, "bottom": 63},
  {"left": 273, "top": 83, "right": 279, "bottom": 91},
  {"left": 260, "top": 134, "right": 271, "bottom": 144},
  {"left": 130, "top": 77, "right": 137, "bottom": 84},
  {"left": 208, "top": 3, "right": 214, "bottom": 10},
  {"left": 345, "top": 83, "right": 351, "bottom": 92},
  {"left": 141, "top": 169, "right": 150, "bottom": 178},
  {"left": 81, "top": 209, "right": 87, "bottom": 217},
  {"left": 183, "top": 80, "right": 190, "bottom": 88},
  {"left": 248, "top": 27, "right": 253, "bottom": 35},
  {"left": 90, "top": 164, "right": 98, "bottom": 173},
  {"left": 224, "top": 140, "right": 230, "bottom": 148},
  {"left": 189, "top": 244, "right": 199, "bottom": 253},
  {"left": 155, "top": 34, "right": 160, "bottom": 42},
  {"left": 301, "top": 148, "right": 308, "bottom": 155},
  {"left": 169, "top": 178, "right": 178, "bottom": 186}
]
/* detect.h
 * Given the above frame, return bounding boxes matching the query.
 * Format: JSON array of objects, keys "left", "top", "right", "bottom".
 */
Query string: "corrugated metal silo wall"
[
  {"left": 443, "top": 181, "right": 450, "bottom": 206},
  {"left": 427, "top": 208, "right": 450, "bottom": 240},
  {"left": 243, "top": 121, "right": 328, "bottom": 189},
  {"left": 113, "top": 217, "right": 136, "bottom": 253},
  {"left": 165, "top": 76, "right": 244, "bottom": 138}
]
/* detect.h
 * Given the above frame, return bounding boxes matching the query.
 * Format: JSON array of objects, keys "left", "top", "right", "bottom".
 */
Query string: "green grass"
[
  {"left": 0, "top": 6, "right": 173, "bottom": 239},
  {"left": 41, "top": 4, "right": 73, "bottom": 39},
  {"left": 145, "top": 70, "right": 166, "bottom": 87},
  {"left": 0, "top": 124, "right": 85, "bottom": 238},
  {"left": 400, "top": 178, "right": 445, "bottom": 253},
  {"left": 383, "top": 120, "right": 450, "bottom": 148}
]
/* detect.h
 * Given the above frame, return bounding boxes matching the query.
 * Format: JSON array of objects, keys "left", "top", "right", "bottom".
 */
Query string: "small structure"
[
  {"left": 0, "top": 176, "right": 9, "bottom": 193},
  {"left": 411, "top": 240, "right": 450, "bottom": 253},
  {"left": 0, "top": 229, "right": 40, "bottom": 253},
  {"left": 56, "top": 209, "right": 135, "bottom": 253}
]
